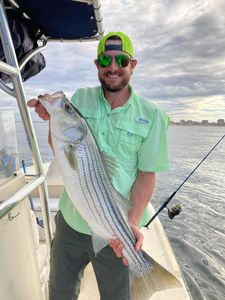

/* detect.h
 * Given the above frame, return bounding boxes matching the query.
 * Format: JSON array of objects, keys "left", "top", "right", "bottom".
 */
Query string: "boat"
[{"left": 0, "top": 1, "right": 190, "bottom": 299}]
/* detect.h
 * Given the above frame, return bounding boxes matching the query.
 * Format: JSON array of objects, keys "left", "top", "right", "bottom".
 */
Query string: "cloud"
[{"left": 162, "top": 95, "right": 225, "bottom": 121}]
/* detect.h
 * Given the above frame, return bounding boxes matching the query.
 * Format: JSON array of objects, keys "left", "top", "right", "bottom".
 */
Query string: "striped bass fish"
[{"left": 38, "top": 91, "right": 180, "bottom": 300}]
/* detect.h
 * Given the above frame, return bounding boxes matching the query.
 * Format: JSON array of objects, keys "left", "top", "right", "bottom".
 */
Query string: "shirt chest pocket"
[{"left": 115, "top": 121, "right": 150, "bottom": 155}]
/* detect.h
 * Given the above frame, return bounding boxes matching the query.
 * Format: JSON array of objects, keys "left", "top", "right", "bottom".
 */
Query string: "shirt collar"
[{"left": 99, "top": 85, "right": 135, "bottom": 113}]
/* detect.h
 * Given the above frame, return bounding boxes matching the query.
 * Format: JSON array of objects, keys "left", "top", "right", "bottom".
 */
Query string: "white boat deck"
[{"left": 78, "top": 205, "right": 190, "bottom": 300}]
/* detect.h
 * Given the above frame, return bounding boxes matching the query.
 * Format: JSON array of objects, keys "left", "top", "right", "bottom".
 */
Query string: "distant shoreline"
[
  {"left": 170, "top": 122, "right": 225, "bottom": 127},
  {"left": 170, "top": 124, "right": 225, "bottom": 127}
]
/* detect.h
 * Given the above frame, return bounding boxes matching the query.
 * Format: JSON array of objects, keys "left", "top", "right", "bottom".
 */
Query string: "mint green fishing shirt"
[{"left": 59, "top": 86, "right": 169, "bottom": 234}]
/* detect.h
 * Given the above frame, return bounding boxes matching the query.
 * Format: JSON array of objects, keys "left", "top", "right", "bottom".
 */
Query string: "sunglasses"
[{"left": 97, "top": 54, "right": 132, "bottom": 68}]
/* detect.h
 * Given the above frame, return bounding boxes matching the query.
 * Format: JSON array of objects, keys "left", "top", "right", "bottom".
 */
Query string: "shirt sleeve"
[{"left": 138, "top": 108, "right": 170, "bottom": 172}]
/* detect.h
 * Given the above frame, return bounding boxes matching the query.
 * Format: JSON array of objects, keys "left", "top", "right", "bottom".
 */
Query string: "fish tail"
[{"left": 130, "top": 251, "right": 181, "bottom": 300}]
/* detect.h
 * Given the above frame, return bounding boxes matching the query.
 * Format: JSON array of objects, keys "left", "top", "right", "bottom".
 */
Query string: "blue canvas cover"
[{"left": 16, "top": 0, "right": 99, "bottom": 39}]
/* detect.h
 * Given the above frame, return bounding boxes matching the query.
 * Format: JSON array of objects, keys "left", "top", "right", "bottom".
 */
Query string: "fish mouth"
[
  {"left": 38, "top": 94, "right": 46, "bottom": 108},
  {"left": 38, "top": 94, "right": 57, "bottom": 109},
  {"left": 38, "top": 94, "right": 49, "bottom": 105},
  {"left": 37, "top": 94, "right": 53, "bottom": 114},
  {"left": 38, "top": 94, "right": 46, "bottom": 106}
]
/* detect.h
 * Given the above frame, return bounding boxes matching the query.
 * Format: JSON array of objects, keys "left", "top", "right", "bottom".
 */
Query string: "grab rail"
[{"left": 0, "top": 175, "right": 45, "bottom": 218}]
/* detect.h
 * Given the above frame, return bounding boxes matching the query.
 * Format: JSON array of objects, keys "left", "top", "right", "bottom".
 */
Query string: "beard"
[{"left": 98, "top": 72, "right": 130, "bottom": 92}]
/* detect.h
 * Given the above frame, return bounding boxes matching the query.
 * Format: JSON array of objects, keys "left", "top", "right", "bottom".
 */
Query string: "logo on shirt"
[
  {"left": 127, "top": 131, "right": 134, "bottom": 137},
  {"left": 136, "top": 117, "right": 150, "bottom": 125}
]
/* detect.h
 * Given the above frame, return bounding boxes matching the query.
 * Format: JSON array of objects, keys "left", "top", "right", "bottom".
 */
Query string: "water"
[
  {"left": 16, "top": 122, "right": 225, "bottom": 300},
  {"left": 15, "top": 121, "right": 53, "bottom": 166},
  {"left": 155, "top": 126, "right": 225, "bottom": 300}
]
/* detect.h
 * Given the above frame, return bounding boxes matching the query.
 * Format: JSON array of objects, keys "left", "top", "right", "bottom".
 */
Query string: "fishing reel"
[{"left": 167, "top": 204, "right": 182, "bottom": 219}]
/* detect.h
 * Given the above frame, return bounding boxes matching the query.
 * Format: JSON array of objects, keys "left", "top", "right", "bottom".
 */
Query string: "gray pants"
[{"left": 49, "top": 211, "right": 130, "bottom": 300}]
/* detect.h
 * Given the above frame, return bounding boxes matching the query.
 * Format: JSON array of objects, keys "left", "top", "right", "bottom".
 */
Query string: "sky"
[{"left": 1, "top": 0, "right": 225, "bottom": 122}]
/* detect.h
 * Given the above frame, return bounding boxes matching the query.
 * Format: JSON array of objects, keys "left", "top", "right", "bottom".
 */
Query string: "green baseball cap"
[{"left": 97, "top": 32, "right": 134, "bottom": 58}]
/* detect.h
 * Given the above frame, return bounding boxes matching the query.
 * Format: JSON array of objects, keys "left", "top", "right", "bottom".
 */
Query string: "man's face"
[{"left": 95, "top": 39, "right": 137, "bottom": 93}]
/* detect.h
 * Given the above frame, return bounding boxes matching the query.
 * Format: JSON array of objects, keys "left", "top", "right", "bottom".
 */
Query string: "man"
[{"left": 28, "top": 31, "right": 169, "bottom": 300}]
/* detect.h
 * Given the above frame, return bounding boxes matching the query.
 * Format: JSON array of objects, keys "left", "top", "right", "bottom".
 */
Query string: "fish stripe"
[
  {"left": 84, "top": 141, "right": 117, "bottom": 236},
  {"left": 74, "top": 135, "right": 148, "bottom": 271},
  {"left": 80, "top": 136, "right": 144, "bottom": 267},
  {"left": 77, "top": 142, "right": 114, "bottom": 237},
  {"left": 87, "top": 139, "right": 150, "bottom": 268}
]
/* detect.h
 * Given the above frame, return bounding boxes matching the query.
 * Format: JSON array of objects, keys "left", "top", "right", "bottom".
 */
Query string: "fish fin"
[
  {"left": 101, "top": 151, "right": 118, "bottom": 180},
  {"left": 100, "top": 151, "right": 131, "bottom": 215},
  {"left": 64, "top": 144, "right": 77, "bottom": 170},
  {"left": 46, "top": 157, "right": 63, "bottom": 185},
  {"left": 114, "top": 190, "right": 131, "bottom": 217},
  {"left": 91, "top": 232, "right": 109, "bottom": 255},
  {"left": 131, "top": 251, "right": 182, "bottom": 300}
]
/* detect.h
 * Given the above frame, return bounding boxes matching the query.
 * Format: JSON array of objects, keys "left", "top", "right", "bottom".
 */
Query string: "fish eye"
[{"left": 64, "top": 102, "right": 73, "bottom": 114}]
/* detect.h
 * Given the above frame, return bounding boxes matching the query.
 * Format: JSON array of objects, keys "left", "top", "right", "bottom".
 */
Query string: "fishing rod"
[{"left": 144, "top": 132, "right": 225, "bottom": 228}]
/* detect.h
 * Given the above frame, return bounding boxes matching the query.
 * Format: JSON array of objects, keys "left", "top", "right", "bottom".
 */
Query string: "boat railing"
[{"left": 0, "top": 0, "right": 53, "bottom": 250}]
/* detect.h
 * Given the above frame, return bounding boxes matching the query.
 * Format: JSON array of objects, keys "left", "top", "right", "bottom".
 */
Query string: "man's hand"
[
  {"left": 130, "top": 224, "right": 144, "bottom": 251},
  {"left": 27, "top": 98, "right": 50, "bottom": 121},
  {"left": 109, "top": 225, "right": 144, "bottom": 266}
]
